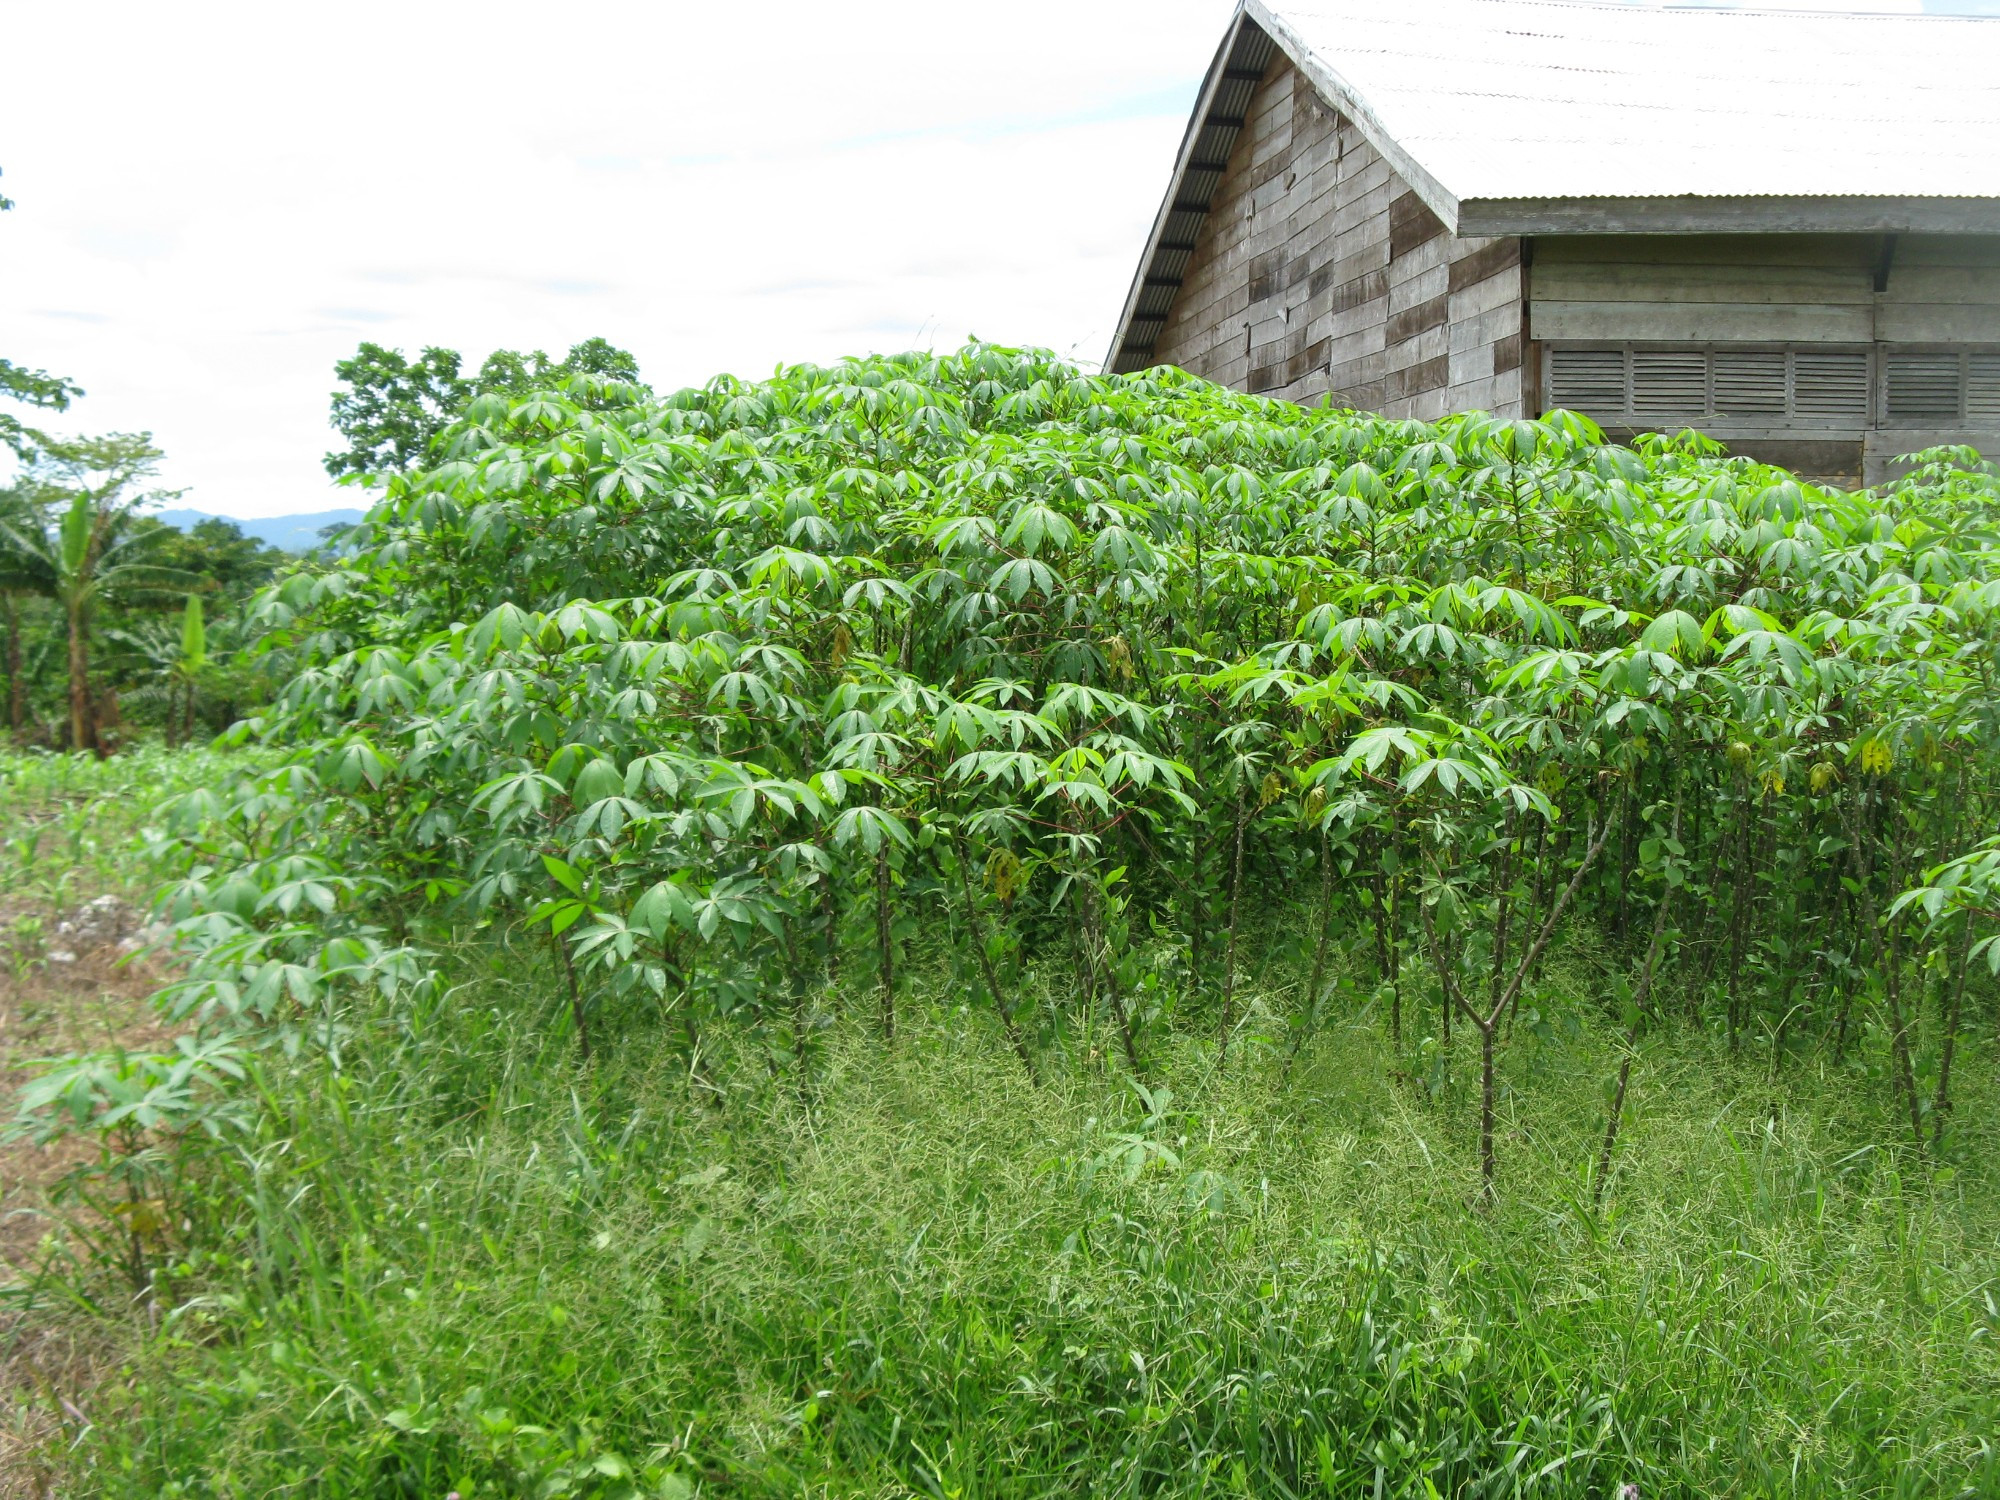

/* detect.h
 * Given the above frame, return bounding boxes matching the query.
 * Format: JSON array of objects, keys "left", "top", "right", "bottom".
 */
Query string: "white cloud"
[
  {"left": 1, "top": 0, "right": 1227, "bottom": 516},
  {"left": 3, "top": 0, "right": 1993, "bottom": 516}
]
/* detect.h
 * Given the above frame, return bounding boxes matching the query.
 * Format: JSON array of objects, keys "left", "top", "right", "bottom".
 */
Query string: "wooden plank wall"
[
  {"left": 1529, "top": 235, "right": 2000, "bottom": 344},
  {"left": 1150, "top": 58, "right": 1528, "bottom": 418},
  {"left": 1880, "top": 237, "right": 2000, "bottom": 342}
]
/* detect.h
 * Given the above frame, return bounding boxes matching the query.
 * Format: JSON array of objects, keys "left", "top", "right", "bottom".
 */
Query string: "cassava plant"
[{"left": 106, "top": 343, "right": 2000, "bottom": 1200}]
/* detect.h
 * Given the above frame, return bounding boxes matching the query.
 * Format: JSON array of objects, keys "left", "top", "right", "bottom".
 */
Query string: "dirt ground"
[{"left": 0, "top": 897, "right": 173, "bottom": 1499}]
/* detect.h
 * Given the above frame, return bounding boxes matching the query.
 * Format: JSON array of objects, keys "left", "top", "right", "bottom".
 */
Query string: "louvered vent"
[
  {"left": 1548, "top": 348, "right": 1625, "bottom": 412},
  {"left": 1550, "top": 344, "right": 2000, "bottom": 430},
  {"left": 1547, "top": 344, "right": 1876, "bottom": 428},
  {"left": 1968, "top": 354, "right": 2000, "bottom": 423},
  {"left": 1885, "top": 353, "right": 1962, "bottom": 422},
  {"left": 1793, "top": 351, "right": 1870, "bottom": 420},
  {"left": 1631, "top": 351, "right": 1707, "bottom": 419},
  {"left": 1712, "top": 351, "right": 1787, "bottom": 417}
]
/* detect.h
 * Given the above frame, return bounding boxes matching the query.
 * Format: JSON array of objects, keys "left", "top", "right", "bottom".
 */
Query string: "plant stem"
[
  {"left": 1283, "top": 824, "right": 1336, "bottom": 1081},
  {"left": 1217, "top": 791, "right": 1249, "bottom": 1070},
  {"left": 1931, "top": 915, "right": 1976, "bottom": 1152},
  {"left": 1426, "top": 805, "right": 1614, "bottom": 1203},
  {"left": 556, "top": 933, "right": 591, "bottom": 1061},
  {"left": 1077, "top": 875, "right": 1140, "bottom": 1076},
  {"left": 67, "top": 594, "right": 97, "bottom": 757},
  {"left": 1595, "top": 809, "right": 1681, "bottom": 1210},
  {"left": 2, "top": 592, "right": 20, "bottom": 741},
  {"left": 876, "top": 845, "right": 895, "bottom": 1046},
  {"left": 952, "top": 833, "right": 1036, "bottom": 1080}
]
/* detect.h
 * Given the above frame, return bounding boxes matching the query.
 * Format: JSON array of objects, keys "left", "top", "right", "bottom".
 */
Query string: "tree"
[
  {"left": 324, "top": 338, "right": 646, "bottom": 478},
  {"left": 138, "top": 515, "right": 286, "bottom": 594},
  {"left": 0, "top": 433, "right": 195, "bottom": 754},
  {"left": 0, "top": 485, "right": 36, "bottom": 738},
  {"left": 1, "top": 358, "right": 82, "bottom": 460},
  {"left": 472, "top": 336, "right": 643, "bottom": 398},
  {"left": 323, "top": 344, "right": 468, "bottom": 479},
  {"left": 1, "top": 170, "right": 85, "bottom": 456}
]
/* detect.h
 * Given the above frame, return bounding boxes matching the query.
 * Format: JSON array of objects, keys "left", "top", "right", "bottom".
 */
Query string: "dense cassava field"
[{"left": 7, "top": 347, "right": 2000, "bottom": 1498}]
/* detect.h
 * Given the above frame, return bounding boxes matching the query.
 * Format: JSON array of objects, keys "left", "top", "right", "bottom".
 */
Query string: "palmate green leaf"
[
  {"left": 947, "top": 749, "right": 1047, "bottom": 791},
  {"left": 747, "top": 545, "right": 839, "bottom": 592},
  {"left": 630, "top": 879, "right": 697, "bottom": 939},
  {"left": 470, "top": 602, "right": 534, "bottom": 654},
  {"left": 572, "top": 757, "right": 625, "bottom": 805},
  {"left": 1705, "top": 602, "right": 1781, "bottom": 641},
  {"left": 528, "top": 897, "right": 591, "bottom": 936},
  {"left": 842, "top": 575, "right": 913, "bottom": 611},
  {"left": 989, "top": 557, "right": 1057, "bottom": 602},
  {"left": 1038, "top": 778, "right": 1114, "bottom": 815},
  {"left": 1638, "top": 609, "right": 1704, "bottom": 660},
  {"left": 1891, "top": 838, "right": 2000, "bottom": 930},
  {"left": 473, "top": 771, "right": 561, "bottom": 824},
  {"left": 574, "top": 795, "right": 649, "bottom": 843},
  {"left": 1335, "top": 725, "right": 1433, "bottom": 778},
  {"left": 553, "top": 602, "right": 621, "bottom": 643},
  {"left": 1000, "top": 501, "right": 1078, "bottom": 557},
  {"left": 824, "top": 731, "right": 908, "bottom": 773},
  {"left": 1399, "top": 754, "right": 1491, "bottom": 797},
  {"left": 930, "top": 514, "right": 997, "bottom": 556},
  {"left": 326, "top": 738, "right": 397, "bottom": 792},
  {"left": 1719, "top": 628, "right": 1814, "bottom": 681}
]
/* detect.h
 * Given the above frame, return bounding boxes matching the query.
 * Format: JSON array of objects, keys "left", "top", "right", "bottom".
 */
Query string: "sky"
[{"left": 2, "top": 0, "right": 1996, "bottom": 519}]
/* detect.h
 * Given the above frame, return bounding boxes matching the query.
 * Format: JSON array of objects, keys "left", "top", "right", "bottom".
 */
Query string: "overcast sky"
[{"left": 3, "top": 0, "right": 1995, "bottom": 518}]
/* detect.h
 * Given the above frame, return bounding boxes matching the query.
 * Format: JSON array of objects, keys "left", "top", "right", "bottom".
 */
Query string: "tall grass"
[{"left": 44, "top": 931, "right": 2000, "bottom": 1499}]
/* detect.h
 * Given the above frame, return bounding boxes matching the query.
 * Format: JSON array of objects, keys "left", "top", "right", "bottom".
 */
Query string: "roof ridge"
[{"left": 1282, "top": 0, "right": 2000, "bottom": 21}]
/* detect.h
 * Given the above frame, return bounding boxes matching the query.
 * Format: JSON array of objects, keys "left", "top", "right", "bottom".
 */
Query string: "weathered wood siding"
[
  {"left": 1530, "top": 234, "right": 2000, "bottom": 482},
  {"left": 1529, "top": 235, "right": 2000, "bottom": 343},
  {"left": 1878, "top": 236, "right": 2000, "bottom": 343},
  {"left": 1530, "top": 236, "right": 1879, "bottom": 344},
  {"left": 1151, "top": 59, "right": 1527, "bottom": 418}
]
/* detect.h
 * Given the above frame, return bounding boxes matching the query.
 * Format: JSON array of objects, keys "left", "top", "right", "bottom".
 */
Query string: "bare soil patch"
[{"left": 0, "top": 897, "right": 172, "bottom": 1498}]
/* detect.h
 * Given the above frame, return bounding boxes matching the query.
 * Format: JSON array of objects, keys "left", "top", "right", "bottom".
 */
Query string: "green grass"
[
  {"left": 5, "top": 750, "right": 1998, "bottom": 1498},
  {"left": 27, "top": 922, "right": 2000, "bottom": 1499}
]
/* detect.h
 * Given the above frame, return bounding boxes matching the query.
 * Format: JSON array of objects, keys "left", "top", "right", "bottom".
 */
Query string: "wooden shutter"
[
  {"left": 1968, "top": 354, "right": 2000, "bottom": 423},
  {"left": 1631, "top": 350, "right": 1707, "bottom": 420},
  {"left": 1712, "top": 351, "right": 1787, "bottom": 417},
  {"left": 1547, "top": 344, "right": 1873, "bottom": 426},
  {"left": 1548, "top": 348, "right": 1625, "bottom": 413},
  {"left": 1884, "top": 352, "right": 1962, "bottom": 423},
  {"left": 1547, "top": 343, "right": 1995, "bottom": 429},
  {"left": 1792, "top": 351, "right": 1870, "bottom": 421}
]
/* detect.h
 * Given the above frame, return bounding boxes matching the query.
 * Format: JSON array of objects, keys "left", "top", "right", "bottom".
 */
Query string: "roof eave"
[
  {"left": 1102, "top": 9, "right": 1264, "bottom": 374},
  {"left": 1459, "top": 195, "right": 2000, "bottom": 237}
]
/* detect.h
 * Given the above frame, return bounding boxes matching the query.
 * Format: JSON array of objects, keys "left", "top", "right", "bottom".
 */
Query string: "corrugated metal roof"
[{"left": 1258, "top": 0, "right": 2000, "bottom": 209}]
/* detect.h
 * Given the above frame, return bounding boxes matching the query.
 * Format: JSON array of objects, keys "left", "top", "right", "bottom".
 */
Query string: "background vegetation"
[
  {"left": 0, "top": 413, "right": 290, "bottom": 754},
  {"left": 7, "top": 345, "right": 2000, "bottom": 1498}
]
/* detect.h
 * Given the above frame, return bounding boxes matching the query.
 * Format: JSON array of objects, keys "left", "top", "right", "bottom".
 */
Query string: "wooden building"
[{"left": 1105, "top": 0, "right": 2000, "bottom": 484}]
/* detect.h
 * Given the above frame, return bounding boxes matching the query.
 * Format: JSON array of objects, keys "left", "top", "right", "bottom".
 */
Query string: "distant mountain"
[{"left": 153, "top": 507, "right": 366, "bottom": 553}]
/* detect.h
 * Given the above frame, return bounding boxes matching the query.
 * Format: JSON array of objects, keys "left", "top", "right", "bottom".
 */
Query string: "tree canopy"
[{"left": 324, "top": 337, "right": 645, "bottom": 478}]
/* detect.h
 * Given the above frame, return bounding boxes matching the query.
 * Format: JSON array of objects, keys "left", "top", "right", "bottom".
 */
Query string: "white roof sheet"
[{"left": 1254, "top": 0, "right": 2000, "bottom": 207}]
